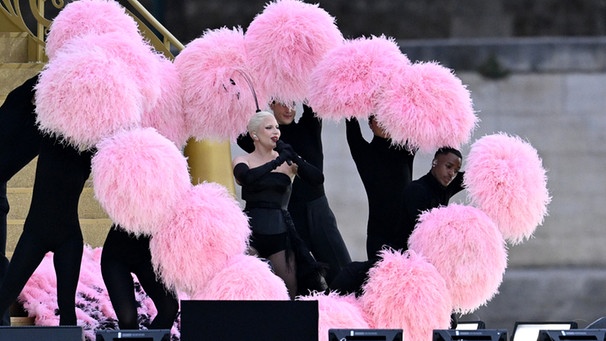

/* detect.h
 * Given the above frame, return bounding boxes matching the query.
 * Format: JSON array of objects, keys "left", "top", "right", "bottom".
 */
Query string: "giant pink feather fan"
[
  {"left": 408, "top": 204, "right": 507, "bottom": 313},
  {"left": 176, "top": 26, "right": 259, "bottom": 141},
  {"left": 35, "top": 37, "right": 144, "bottom": 151},
  {"left": 245, "top": 0, "right": 344, "bottom": 104},
  {"left": 45, "top": 0, "right": 140, "bottom": 60},
  {"left": 375, "top": 61, "right": 478, "bottom": 152},
  {"left": 465, "top": 133, "right": 551, "bottom": 244},
  {"left": 360, "top": 250, "right": 452, "bottom": 341},
  {"left": 308, "top": 35, "right": 411, "bottom": 121},
  {"left": 92, "top": 128, "right": 192, "bottom": 236}
]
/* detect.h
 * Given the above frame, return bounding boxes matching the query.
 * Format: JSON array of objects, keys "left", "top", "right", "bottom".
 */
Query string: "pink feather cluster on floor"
[
  {"left": 17, "top": 1, "right": 551, "bottom": 341},
  {"left": 19, "top": 246, "right": 180, "bottom": 341}
]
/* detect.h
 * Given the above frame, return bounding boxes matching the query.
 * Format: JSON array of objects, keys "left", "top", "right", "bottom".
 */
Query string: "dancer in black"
[
  {"left": 0, "top": 74, "right": 94, "bottom": 325},
  {"left": 234, "top": 111, "right": 327, "bottom": 299},
  {"left": 0, "top": 75, "right": 43, "bottom": 324},
  {"left": 238, "top": 102, "right": 351, "bottom": 284},
  {"left": 0, "top": 182, "right": 8, "bottom": 325},
  {"left": 396, "top": 147, "right": 464, "bottom": 251},
  {"left": 346, "top": 116, "right": 416, "bottom": 261},
  {"left": 0, "top": 134, "right": 93, "bottom": 325},
  {"left": 101, "top": 225, "right": 179, "bottom": 330},
  {"left": 330, "top": 147, "right": 464, "bottom": 297}
]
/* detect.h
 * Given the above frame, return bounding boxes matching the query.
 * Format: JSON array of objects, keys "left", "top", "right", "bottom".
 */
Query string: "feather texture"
[
  {"left": 408, "top": 204, "right": 508, "bottom": 313},
  {"left": 245, "top": 0, "right": 344, "bottom": 103},
  {"left": 465, "top": 133, "right": 551, "bottom": 244}
]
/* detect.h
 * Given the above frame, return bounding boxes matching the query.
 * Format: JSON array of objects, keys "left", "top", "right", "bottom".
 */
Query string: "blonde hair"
[{"left": 247, "top": 110, "right": 275, "bottom": 135}]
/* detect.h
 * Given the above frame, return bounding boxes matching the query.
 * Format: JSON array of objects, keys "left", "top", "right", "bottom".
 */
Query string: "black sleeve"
[
  {"left": 236, "top": 134, "right": 255, "bottom": 153},
  {"left": 233, "top": 158, "right": 284, "bottom": 186},
  {"left": 448, "top": 171, "right": 465, "bottom": 196},
  {"left": 294, "top": 157, "right": 324, "bottom": 185},
  {"left": 403, "top": 183, "right": 433, "bottom": 227},
  {"left": 299, "top": 104, "right": 321, "bottom": 130},
  {"left": 345, "top": 118, "right": 367, "bottom": 160}
]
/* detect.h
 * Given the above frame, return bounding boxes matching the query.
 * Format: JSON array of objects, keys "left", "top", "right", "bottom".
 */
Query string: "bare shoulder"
[{"left": 232, "top": 155, "right": 250, "bottom": 168}]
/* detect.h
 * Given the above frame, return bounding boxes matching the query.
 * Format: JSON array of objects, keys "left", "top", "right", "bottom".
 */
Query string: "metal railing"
[{"left": 0, "top": 0, "right": 184, "bottom": 61}]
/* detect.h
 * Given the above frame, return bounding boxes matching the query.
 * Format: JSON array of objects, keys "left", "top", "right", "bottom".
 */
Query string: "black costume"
[
  {"left": 397, "top": 171, "right": 464, "bottom": 250},
  {"left": 234, "top": 143, "right": 327, "bottom": 296},
  {"left": 345, "top": 118, "right": 416, "bottom": 260},
  {"left": 329, "top": 170, "right": 464, "bottom": 297},
  {"left": 101, "top": 225, "right": 179, "bottom": 330},
  {"left": 0, "top": 75, "right": 43, "bottom": 324},
  {"left": 0, "top": 135, "right": 93, "bottom": 325},
  {"left": 237, "top": 105, "right": 351, "bottom": 283}
]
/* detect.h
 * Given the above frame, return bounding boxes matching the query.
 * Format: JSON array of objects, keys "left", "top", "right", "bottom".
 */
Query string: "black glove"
[{"left": 275, "top": 140, "right": 298, "bottom": 165}]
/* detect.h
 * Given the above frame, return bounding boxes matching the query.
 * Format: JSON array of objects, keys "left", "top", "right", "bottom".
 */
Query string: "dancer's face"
[
  {"left": 270, "top": 101, "right": 296, "bottom": 125},
  {"left": 431, "top": 152, "right": 462, "bottom": 187}
]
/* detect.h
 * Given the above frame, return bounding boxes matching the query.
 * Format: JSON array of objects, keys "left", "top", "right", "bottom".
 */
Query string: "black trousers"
[
  {"left": 0, "top": 75, "right": 41, "bottom": 325},
  {"left": 288, "top": 195, "right": 351, "bottom": 284},
  {"left": 101, "top": 226, "right": 179, "bottom": 330},
  {"left": 0, "top": 136, "right": 92, "bottom": 325}
]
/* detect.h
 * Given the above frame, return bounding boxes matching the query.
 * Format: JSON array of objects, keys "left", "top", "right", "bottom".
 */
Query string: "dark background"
[{"left": 128, "top": 0, "right": 606, "bottom": 44}]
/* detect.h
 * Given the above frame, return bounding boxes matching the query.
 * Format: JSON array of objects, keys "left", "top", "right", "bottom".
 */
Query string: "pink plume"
[
  {"left": 149, "top": 183, "right": 251, "bottom": 297},
  {"left": 465, "top": 133, "right": 551, "bottom": 244},
  {"left": 360, "top": 250, "right": 452, "bottom": 341},
  {"left": 375, "top": 61, "right": 478, "bottom": 152},
  {"left": 71, "top": 31, "right": 162, "bottom": 113},
  {"left": 19, "top": 253, "right": 58, "bottom": 326},
  {"left": 245, "top": 0, "right": 344, "bottom": 103},
  {"left": 408, "top": 204, "right": 507, "bottom": 313},
  {"left": 142, "top": 55, "right": 189, "bottom": 149},
  {"left": 175, "top": 27, "right": 258, "bottom": 141},
  {"left": 35, "top": 40, "right": 143, "bottom": 151},
  {"left": 195, "top": 254, "right": 289, "bottom": 300},
  {"left": 45, "top": 0, "right": 140, "bottom": 60},
  {"left": 308, "top": 35, "right": 410, "bottom": 121},
  {"left": 92, "top": 128, "right": 192, "bottom": 236},
  {"left": 298, "top": 292, "right": 369, "bottom": 341}
]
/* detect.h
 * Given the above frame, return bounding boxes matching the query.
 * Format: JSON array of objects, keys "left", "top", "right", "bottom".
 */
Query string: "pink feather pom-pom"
[
  {"left": 408, "top": 204, "right": 508, "bottom": 313},
  {"left": 176, "top": 26, "right": 259, "bottom": 141},
  {"left": 45, "top": 0, "right": 140, "bottom": 60},
  {"left": 150, "top": 183, "right": 250, "bottom": 297},
  {"left": 465, "top": 133, "right": 551, "bottom": 244},
  {"left": 142, "top": 55, "right": 189, "bottom": 149},
  {"left": 360, "top": 250, "right": 452, "bottom": 341},
  {"left": 78, "top": 31, "right": 162, "bottom": 113},
  {"left": 308, "top": 35, "right": 410, "bottom": 121},
  {"left": 35, "top": 42, "right": 143, "bottom": 151},
  {"left": 375, "top": 61, "right": 478, "bottom": 151},
  {"left": 92, "top": 128, "right": 192, "bottom": 236},
  {"left": 298, "top": 292, "right": 369, "bottom": 341},
  {"left": 194, "top": 254, "right": 289, "bottom": 300},
  {"left": 245, "top": 0, "right": 344, "bottom": 103}
]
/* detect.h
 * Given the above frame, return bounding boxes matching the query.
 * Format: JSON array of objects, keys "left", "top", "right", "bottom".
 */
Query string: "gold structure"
[{"left": 0, "top": 0, "right": 236, "bottom": 193}]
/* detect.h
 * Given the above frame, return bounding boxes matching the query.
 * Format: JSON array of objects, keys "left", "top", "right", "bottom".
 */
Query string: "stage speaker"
[
  {"left": 0, "top": 326, "right": 83, "bottom": 341},
  {"left": 180, "top": 300, "right": 319, "bottom": 341},
  {"left": 96, "top": 329, "right": 170, "bottom": 341}
]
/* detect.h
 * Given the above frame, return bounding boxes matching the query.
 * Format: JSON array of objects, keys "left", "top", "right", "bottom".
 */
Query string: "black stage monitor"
[
  {"left": 434, "top": 329, "right": 508, "bottom": 341},
  {"left": 537, "top": 329, "right": 606, "bottom": 341},
  {"left": 95, "top": 329, "right": 170, "bottom": 341},
  {"left": 456, "top": 321, "right": 487, "bottom": 330},
  {"left": 328, "top": 329, "right": 403, "bottom": 341},
  {"left": 0, "top": 326, "right": 83, "bottom": 341},
  {"left": 511, "top": 322, "right": 578, "bottom": 341},
  {"left": 180, "top": 300, "right": 319, "bottom": 341}
]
